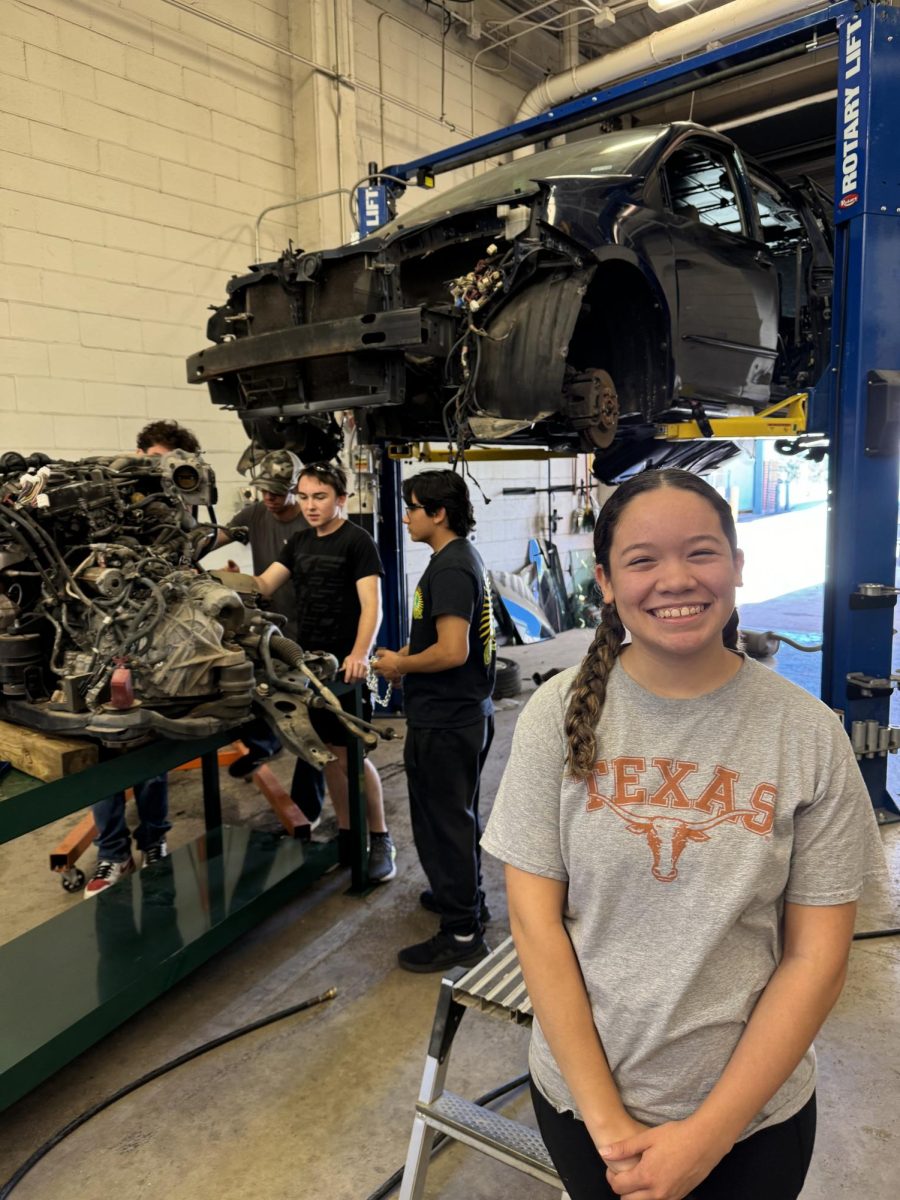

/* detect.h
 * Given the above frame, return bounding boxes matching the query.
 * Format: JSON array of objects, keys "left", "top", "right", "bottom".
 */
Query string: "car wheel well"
[{"left": 568, "top": 263, "right": 669, "bottom": 420}]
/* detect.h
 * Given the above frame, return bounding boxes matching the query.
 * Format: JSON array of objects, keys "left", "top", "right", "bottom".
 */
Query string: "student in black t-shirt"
[
  {"left": 375, "top": 470, "right": 496, "bottom": 970},
  {"left": 254, "top": 463, "right": 396, "bottom": 882}
]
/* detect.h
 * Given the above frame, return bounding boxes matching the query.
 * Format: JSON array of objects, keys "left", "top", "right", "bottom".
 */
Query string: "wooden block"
[
  {"left": 0, "top": 719, "right": 98, "bottom": 782},
  {"left": 253, "top": 764, "right": 311, "bottom": 838}
]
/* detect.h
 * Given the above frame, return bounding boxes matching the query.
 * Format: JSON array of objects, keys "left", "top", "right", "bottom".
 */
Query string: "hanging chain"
[{"left": 366, "top": 657, "right": 392, "bottom": 708}]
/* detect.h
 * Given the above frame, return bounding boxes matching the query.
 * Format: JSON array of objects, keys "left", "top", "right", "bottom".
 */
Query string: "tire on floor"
[{"left": 492, "top": 656, "right": 522, "bottom": 699}]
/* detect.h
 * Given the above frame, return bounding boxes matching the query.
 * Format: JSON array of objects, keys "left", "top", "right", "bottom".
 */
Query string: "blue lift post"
[
  {"left": 375, "top": 453, "right": 408, "bottom": 712},
  {"left": 822, "top": 3, "right": 899, "bottom": 821},
  {"left": 361, "top": 1, "right": 898, "bottom": 816}
]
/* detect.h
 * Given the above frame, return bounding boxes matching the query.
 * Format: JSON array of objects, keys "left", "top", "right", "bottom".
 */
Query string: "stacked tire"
[{"left": 492, "top": 656, "right": 521, "bottom": 699}]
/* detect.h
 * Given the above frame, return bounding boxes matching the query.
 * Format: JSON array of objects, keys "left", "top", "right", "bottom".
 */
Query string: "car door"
[{"left": 660, "top": 139, "right": 780, "bottom": 405}]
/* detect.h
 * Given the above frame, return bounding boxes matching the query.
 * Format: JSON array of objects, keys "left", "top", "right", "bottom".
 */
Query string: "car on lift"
[{"left": 187, "top": 122, "right": 833, "bottom": 480}]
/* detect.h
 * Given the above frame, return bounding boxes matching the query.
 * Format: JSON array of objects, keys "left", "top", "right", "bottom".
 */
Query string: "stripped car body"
[
  {"left": 188, "top": 122, "right": 833, "bottom": 479},
  {"left": 0, "top": 452, "right": 382, "bottom": 761}
]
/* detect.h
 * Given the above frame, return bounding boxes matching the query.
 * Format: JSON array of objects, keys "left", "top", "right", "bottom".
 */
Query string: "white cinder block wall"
[
  {"left": 1, "top": 0, "right": 298, "bottom": 494},
  {"left": 399, "top": 454, "right": 599, "bottom": 622},
  {"left": 2, "top": 0, "right": 595, "bottom": 606}
]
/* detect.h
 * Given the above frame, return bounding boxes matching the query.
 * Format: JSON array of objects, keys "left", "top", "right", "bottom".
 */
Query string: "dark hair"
[
  {"left": 136, "top": 420, "right": 201, "bottom": 454},
  {"left": 401, "top": 470, "right": 475, "bottom": 537},
  {"left": 566, "top": 469, "right": 741, "bottom": 777},
  {"left": 299, "top": 461, "right": 348, "bottom": 496}
]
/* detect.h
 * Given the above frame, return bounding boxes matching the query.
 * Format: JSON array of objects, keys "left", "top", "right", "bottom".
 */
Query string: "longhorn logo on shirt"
[{"left": 586, "top": 758, "right": 775, "bottom": 883}]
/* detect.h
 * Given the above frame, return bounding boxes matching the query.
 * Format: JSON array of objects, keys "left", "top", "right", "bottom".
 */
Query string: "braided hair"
[{"left": 565, "top": 469, "right": 741, "bottom": 778}]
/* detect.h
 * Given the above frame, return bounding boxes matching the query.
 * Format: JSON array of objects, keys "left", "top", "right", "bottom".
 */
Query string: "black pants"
[
  {"left": 531, "top": 1080, "right": 816, "bottom": 1200},
  {"left": 290, "top": 757, "right": 326, "bottom": 822},
  {"left": 404, "top": 716, "right": 494, "bottom": 936}
]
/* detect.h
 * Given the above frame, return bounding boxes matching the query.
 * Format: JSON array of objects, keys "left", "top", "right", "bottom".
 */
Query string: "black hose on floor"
[
  {"left": 0, "top": 988, "right": 337, "bottom": 1199},
  {"left": 362, "top": 1072, "right": 530, "bottom": 1200},
  {"left": 6, "top": 918, "right": 897, "bottom": 1200}
]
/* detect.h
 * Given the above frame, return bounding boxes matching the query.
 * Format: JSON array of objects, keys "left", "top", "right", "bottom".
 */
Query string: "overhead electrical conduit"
[{"left": 515, "top": 0, "right": 834, "bottom": 122}]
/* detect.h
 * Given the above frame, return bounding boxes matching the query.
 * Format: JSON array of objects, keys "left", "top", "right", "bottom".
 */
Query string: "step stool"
[{"left": 399, "top": 935, "right": 566, "bottom": 1199}]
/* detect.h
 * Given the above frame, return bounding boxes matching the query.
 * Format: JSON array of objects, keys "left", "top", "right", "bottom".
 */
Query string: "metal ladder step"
[{"left": 416, "top": 1090, "right": 561, "bottom": 1187}]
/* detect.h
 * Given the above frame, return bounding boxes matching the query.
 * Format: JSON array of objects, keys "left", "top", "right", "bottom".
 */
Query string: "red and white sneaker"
[{"left": 83, "top": 856, "right": 136, "bottom": 899}]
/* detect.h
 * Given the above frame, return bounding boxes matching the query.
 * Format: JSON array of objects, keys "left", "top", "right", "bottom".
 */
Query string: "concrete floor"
[{"left": 1, "top": 625, "right": 898, "bottom": 1200}]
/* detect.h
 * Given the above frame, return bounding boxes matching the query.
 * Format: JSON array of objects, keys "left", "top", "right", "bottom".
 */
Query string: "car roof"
[{"left": 364, "top": 125, "right": 675, "bottom": 246}]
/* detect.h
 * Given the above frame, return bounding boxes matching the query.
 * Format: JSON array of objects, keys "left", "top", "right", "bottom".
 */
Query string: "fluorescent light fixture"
[{"left": 648, "top": 0, "right": 695, "bottom": 11}]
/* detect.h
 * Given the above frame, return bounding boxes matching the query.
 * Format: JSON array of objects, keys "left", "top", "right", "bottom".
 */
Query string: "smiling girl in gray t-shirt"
[{"left": 482, "top": 469, "right": 883, "bottom": 1200}]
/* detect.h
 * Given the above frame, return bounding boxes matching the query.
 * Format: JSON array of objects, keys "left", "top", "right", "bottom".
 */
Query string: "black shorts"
[{"left": 310, "top": 686, "right": 373, "bottom": 751}]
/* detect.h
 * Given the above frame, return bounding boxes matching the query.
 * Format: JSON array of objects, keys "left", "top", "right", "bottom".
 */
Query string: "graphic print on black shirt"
[{"left": 276, "top": 521, "right": 383, "bottom": 663}]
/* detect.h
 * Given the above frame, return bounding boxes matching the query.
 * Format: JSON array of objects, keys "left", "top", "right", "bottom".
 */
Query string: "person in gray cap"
[{"left": 204, "top": 449, "right": 325, "bottom": 820}]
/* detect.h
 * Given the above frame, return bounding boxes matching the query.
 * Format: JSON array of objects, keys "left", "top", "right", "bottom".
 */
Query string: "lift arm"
[
  {"left": 384, "top": 3, "right": 856, "bottom": 186},
  {"left": 655, "top": 395, "right": 810, "bottom": 441}
]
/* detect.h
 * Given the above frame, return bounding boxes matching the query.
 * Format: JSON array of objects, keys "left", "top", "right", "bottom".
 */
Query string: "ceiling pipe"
[
  {"left": 562, "top": 9, "right": 581, "bottom": 71},
  {"left": 712, "top": 89, "right": 837, "bottom": 133},
  {"left": 515, "top": 0, "right": 833, "bottom": 122}
]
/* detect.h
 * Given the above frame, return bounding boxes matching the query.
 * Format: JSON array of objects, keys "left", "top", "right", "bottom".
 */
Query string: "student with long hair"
[{"left": 482, "top": 468, "right": 882, "bottom": 1200}]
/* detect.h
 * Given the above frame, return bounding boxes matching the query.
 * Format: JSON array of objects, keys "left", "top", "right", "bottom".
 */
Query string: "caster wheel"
[{"left": 61, "top": 867, "right": 86, "bottom": 892}]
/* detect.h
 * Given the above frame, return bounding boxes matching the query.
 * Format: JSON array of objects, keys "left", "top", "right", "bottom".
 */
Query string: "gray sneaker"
[{"left": 368, "top": 831, "right": 397, "bottom": 882}]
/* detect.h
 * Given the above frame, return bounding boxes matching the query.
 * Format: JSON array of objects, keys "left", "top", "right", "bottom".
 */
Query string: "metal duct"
[{"left": 515, "top": 0, "right": 832, "bottom": 121}]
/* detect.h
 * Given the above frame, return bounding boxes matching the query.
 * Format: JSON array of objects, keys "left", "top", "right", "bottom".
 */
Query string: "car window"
[{"left": 663, "top": 144, "right": 745, "bottom": 236}]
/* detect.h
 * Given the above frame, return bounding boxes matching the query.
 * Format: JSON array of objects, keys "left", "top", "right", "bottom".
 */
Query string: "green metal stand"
[
  {"left": 0, "top": 827, "right": 335, "bottom": 1112},
  {"left": 0, "top": 696, "right": 370, "bottom": 1112}
]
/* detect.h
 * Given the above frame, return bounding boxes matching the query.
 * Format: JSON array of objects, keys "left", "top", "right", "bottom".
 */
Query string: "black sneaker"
[
  {"left": 228, "top": 752, "right": 270, "bottom": 779},
  {"left": 142, "top": 840, "right": 169, "bottom": 868},
  {"left": 420, "top": 889, "right": 492, "bottom": 924},
  {"left": 397, "top": 930, "right": 490, "bottom": 974},
  {"left": 368, "top": 831, "right": 397, "bottom": 882}
]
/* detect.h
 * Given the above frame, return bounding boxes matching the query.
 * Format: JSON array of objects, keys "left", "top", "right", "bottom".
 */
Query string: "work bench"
[{"left": 0, "top": 691, "right": 368, "bottom": 1113}]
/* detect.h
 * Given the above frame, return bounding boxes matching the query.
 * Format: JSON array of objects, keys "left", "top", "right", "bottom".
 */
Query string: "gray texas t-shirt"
[{"left": 482, "top": 655, "right": 883, "bottom": 1138}]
